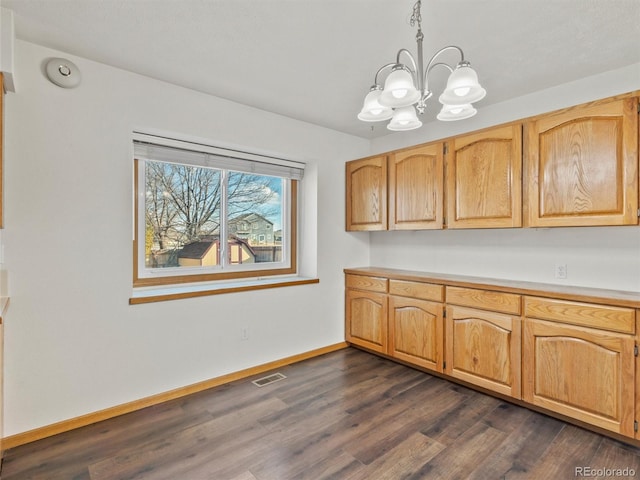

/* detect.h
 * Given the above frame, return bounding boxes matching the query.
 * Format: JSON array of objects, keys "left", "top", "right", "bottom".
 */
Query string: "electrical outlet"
[
  {"left": 554, "top": 263, "right": 567, "bottom": 279},
  {"left": 241, "top": 326, "right": 250, "bottom": 341}
]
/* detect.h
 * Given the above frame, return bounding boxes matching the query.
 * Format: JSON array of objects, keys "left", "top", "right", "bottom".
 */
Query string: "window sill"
[{"left": 129, "top": 276, "right": 319, "bottom": 305}]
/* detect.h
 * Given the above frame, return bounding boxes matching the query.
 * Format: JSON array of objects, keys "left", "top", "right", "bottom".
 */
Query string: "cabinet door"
[
  {"left": 389, "top": 296, "right": 443, "bottom": 372},
  {"left": 446, "top": 124, "right": 522, "bottom": 228},
  {"left": 445, "top": 305, "right": 521, "bottom": 398},
  {"left": 524, "top": 97, "right": 638, "bottom": 227},
  {"left": 0, "top": 320, "right": 3, "bottom": 459},
  {"left": 523, "top": 318, "right": 635, "bottom": 436},
  {"left": 637, "top": 309, "right": 640, "bottom": 441},
  {"left": 345, "top": 155, "right": 388, "bottom": 231},
  {"left": 345, "top": 289, "right": 388, "bottom": 354},
  {"left": 389, "top": 143, "right": 444, "bottom": 230}
]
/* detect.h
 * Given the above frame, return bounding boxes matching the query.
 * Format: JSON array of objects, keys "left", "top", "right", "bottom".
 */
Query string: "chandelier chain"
[{"left": 409, "top": 0, "right": 422, "bottom": 31}]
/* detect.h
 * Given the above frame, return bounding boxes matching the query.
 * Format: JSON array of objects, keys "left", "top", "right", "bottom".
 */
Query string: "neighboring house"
[
  {"left": 229, "top": 213, "right": 277, "bottom": 245},
  {"left": 177, "top": 235, "right": 255, "bottom": 266}
]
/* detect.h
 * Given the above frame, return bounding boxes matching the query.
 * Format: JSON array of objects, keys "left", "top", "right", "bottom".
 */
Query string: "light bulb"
[
  {"left": 380, "top": 67, "right": 420, "bottom": 107},
  {"left": 387, "top": 106, "right": 422, "bottom": 131},
  {"left": 454, "top": 87, "right": 471, "bottom": 97},
  {"left": 358, "top": 87, "right": 394, "bottom": 122},
  {"left": 392, "top": 89, "right": 408, "bottom": 99},
  {"left": 437, "top": 103, "right": 477, "bottom": 121}
]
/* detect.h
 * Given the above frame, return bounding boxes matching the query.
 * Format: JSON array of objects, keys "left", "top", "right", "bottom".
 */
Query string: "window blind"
[{"left": 133, "top": 132, "right": 305, "bottom": 180}]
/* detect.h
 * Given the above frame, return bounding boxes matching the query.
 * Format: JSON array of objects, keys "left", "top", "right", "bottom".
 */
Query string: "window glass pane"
[
  {"left": 145, "top": 160, "right": 222, "bottom": 269},
  {"left": 227, "top": 172, "right": 284, "bottom": 264}
]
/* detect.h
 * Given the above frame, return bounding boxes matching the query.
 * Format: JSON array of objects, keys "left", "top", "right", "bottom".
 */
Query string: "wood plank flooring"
[{"left": 3, "top": 347, "right": 640, "bottom": 479}]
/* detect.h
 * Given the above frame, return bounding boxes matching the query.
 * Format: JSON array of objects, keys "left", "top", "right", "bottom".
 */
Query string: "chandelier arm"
[
  {"left": 422, "top": 62, "right": 454, "bottom": 95},
  {"left": 395, "top": 48, "right": 418, "bottom": 76},
  {"left": 373, "top": 62, "right": 397, "bottom": 86},
  {"left": 426, "top": 45, "right": 466, "bottom": 69}
]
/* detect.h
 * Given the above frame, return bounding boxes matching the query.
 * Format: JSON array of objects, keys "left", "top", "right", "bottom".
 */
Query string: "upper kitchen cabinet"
[
  {"left": 389, "top": 142, "right": 444, "bottom": 230},
  {"left": 524, "top": 97, "right": 639, "bottom": 227},
  {"left": 346, "top": 155, "right": 388, "bottom": 231},
  {"left": 445, "top": 124, "right": 522, "bottom": 229}
]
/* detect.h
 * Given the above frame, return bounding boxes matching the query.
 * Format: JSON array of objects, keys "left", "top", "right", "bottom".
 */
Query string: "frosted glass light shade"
[
  {"left": 379, "top": 68, "right": 420, "bottom": 108},
  {"left": 358, "top": 88, "right": 394, "bottom": 121},
  {"left": 439, "top": 64, "right": 486, "bottom": 105},
  {"left": 437, "top": 103, "right": 477, "bottom": 121},
  {"left": 387, "top": 106, "right": 422, "bottom": 131}
]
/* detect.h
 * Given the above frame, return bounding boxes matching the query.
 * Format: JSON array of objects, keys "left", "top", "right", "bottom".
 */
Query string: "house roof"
[
  {"left": 177, "top": 234, "right": 255, "bottom": 259},
  {"left": 178, "top": 239, "right": 217, "bottom": 260},
  {"left": 229, "top": 213, "right": 273, "bottom": 226}
]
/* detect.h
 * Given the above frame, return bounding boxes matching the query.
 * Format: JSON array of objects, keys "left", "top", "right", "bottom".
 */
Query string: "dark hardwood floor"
[{"left": 4, "top": 347, "right": 640, "bottom": 479}]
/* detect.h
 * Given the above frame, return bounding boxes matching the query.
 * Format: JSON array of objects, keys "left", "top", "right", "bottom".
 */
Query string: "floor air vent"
[{"left": 252, "top": 372, "right": 287, "bottom": 387}]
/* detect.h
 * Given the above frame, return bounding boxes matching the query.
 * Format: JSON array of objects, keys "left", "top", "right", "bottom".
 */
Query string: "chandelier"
[{"left": 358, "top": 0, "right": 486, "bottom": 131}]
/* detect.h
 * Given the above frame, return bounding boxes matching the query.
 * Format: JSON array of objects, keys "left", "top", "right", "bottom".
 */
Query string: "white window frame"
[{"left": 132, "top": 132, "right": 304, "bottom": 287}]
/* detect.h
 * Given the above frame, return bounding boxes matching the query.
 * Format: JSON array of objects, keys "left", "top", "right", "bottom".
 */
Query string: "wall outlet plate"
[{"left": 554, "top": 263, "right": 568, "bottom": 279}]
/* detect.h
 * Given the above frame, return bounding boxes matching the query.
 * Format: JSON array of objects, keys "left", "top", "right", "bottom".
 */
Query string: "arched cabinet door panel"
[
  {"left": 389, "top": 143, "right": 444, "bottom": 230},
  {"left": 389, "top": 296, "right": 443, "bottom": 372},
  {"left": 346, "top": 155, "right": 388, "bottom": 231},
  {"left": 446, "top": 124, "right": 523, "bottom": 229},
  {"left": 523, "top": 317, "right": 635, "bottom": 437},
  {"left": 345, "top": 288, "right": 388, "bottom": 354},
  {"left": 524, "top": 97, "right": 638, "bottom": 227},
  {"left": 445, "top": 304, "right": 521, "bottom": 399}
]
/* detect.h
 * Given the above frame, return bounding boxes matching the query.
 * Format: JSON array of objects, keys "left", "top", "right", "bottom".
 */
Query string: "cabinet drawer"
[
  {"left": 345, "top": 274, "right": 388, "bottom": 293},
  {"left": 389, "top": 280, "right": 443, "bottom": 302},
  {"left": 524, "top": 297, "right": 635, "bottom": 334},
  {"left": 446, "top": 286, "right": 521, "bottom": 315}
]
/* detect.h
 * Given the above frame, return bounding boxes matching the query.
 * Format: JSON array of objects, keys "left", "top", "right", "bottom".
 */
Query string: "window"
[{"left": 133, "top": 133, "right": 304, "bottom": 287}]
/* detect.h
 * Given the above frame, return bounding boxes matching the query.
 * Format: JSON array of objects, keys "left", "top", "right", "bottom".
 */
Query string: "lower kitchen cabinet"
[
  {"left": 523, "top": 297, "right": 636, "bottom": 437},
  {"left": 389, "top": 295, "right": 443, "bottom": 372},
  {"left": 344, "top": 268, "right": 640, "bottom": 444},
  {"left": 345, "top": 287, "right": 388, "bottom": 354},
  {"left": 445, "top": 304, "right": 521, "bottom": 398}
]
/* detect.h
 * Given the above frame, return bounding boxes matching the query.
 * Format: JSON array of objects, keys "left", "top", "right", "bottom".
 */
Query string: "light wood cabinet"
[
  {"left": 345, "top": 155, "right": 388, "bottom": 231},
  {"left": 389, "top": 280, "right": 444, "bottom": 372},
  {"left": 345, "top": 275, "right": 388, "bottom": 353},
  {"left": 345, "top": 267, "right": 640, "bottom": 443},
  {"left": 445, "top": 287, "right": 522, "bottom": 398},
  {"left": 637, "top": 309, "right": 640, "bottom": 441},
  {"left": 345, "top": 93, "right": 639, "bottom": 233},
  {"left": 389, "top": 142, "right": 444, "bottom": 230},
  {"left": 523, "top": 297, "right": 636, "bottom": 436},
  {"left": 346, "top": 274, "right": 444, "bottom": 371},
  {"left": 524, "top": 97, "right": 639, "bottom": 227},
  {"left": 445, "top": 124, "right": 522, "bottom": 229},
  {"left": 0, "top": 319, "right": 3, "bottom": 457}
]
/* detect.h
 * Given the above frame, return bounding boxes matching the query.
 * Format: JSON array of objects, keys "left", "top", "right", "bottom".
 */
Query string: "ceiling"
[{"left": 2, "top": 0, "right": 639, "bottom": 139}]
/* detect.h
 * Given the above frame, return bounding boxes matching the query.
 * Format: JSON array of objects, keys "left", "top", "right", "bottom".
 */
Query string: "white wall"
[
  {"left": 2, "top": 40, "right": 371, "bottom": 437},
  {"left": 367, "top": 63, "right": 640, "bottom": 292}
]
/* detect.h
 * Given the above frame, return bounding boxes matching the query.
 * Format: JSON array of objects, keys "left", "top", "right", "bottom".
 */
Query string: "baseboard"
[{"left": 3, "top": 342, "right": 349, "bottom": 449}]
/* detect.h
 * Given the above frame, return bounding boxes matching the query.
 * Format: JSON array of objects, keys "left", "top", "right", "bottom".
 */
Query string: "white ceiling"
[{"left": 2, "top": 0, "right": 640, "bottom": 139}]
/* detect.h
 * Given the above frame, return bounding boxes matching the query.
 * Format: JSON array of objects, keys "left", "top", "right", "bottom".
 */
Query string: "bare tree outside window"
[{"left": 144, "top": 160, "right": 283, "bottom": 268}]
